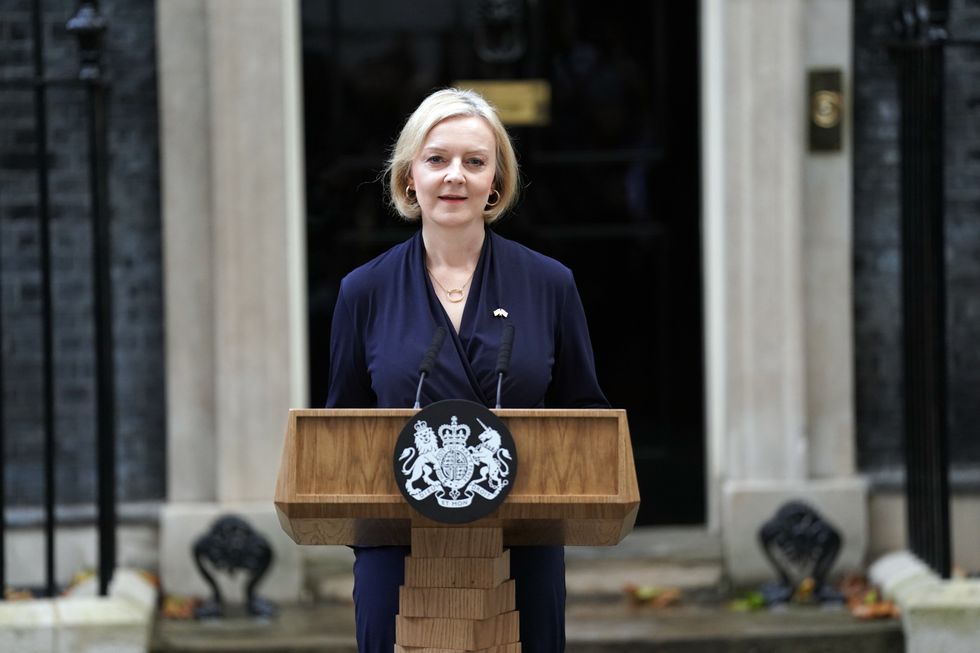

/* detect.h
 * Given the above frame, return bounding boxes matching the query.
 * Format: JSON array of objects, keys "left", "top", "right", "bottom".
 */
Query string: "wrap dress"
[{"left": 326, "top": 226, "right": 607, "bottom": 653}]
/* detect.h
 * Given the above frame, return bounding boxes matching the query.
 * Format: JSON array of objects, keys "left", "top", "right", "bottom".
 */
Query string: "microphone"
[
  {"left": 494, "top": 325, "right": 515, "bottom": 409},
  {"left": 414, "top": 327, "right": 447, "bottom": 409}
]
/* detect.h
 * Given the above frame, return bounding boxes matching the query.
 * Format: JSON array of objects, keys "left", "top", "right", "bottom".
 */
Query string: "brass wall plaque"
[
  {"left": 808, "top": 69, "right": 843, "bottom": 152},
  {"left": 453, "top": 79, "right": 551, "bottom": 126}
]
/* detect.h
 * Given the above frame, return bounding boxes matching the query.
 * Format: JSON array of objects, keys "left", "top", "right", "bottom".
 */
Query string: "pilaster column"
[
  {"left": 703, "top": 0, "right": 866, "bottom": 584},
  {"left": 207, "top": 0, "right": 308, "bottom": 502},
  {"left": 722, "top": 0, "right": 809, "bottom": 484},
  {"left": 159, "top": 0, "right": 216, "bottom": 503},
  {"left": 802, "top": 0, "right": 856, "bottom": 479},
  {"left": 157, "top": 0, "right": 307, "bottom": 601}
]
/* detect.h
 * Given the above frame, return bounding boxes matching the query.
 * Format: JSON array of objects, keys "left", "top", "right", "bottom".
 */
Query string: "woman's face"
[{"left": 409, "top": 115, "right": 497, "bottom": 230}]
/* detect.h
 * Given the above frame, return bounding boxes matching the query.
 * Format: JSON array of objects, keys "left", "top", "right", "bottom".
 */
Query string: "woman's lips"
[{"left": 439, "top": 196, "right": 467, "bottom": 202}]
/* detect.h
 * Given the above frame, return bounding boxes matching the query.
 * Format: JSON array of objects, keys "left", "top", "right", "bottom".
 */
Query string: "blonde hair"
[{"left": 385, "top": 88, "right": 520, "bottom": 223}]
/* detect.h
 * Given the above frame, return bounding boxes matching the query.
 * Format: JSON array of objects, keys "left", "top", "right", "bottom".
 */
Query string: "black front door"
[{"left": 301, "top": 0, "right": 704, "bottom": 524}]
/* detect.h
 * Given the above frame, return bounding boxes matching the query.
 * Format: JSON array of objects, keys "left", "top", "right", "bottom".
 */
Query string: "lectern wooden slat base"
[
  {"left": 396, "top": 604, "right": 519, "bottom": 649},
  {"left": 399, "top": 525, "right": 517, "bottom": 650},
  {"left": 400, "top": 579, "right": 516, "bottom": 619},
  {"left": 394, "top": 643, "right": 521, "bottom": 653},
  {"left": 412, "top": 527, "right": 503, "bottom": 558},
  {"left": 275, "top": 408, "right": 639, "bottom": 652}
]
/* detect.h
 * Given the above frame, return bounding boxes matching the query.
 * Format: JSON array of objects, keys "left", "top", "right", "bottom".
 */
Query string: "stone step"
[
  {"left": 564, "top": 527, "right": 723, "bottom": 565},
  {"left": 155, "top": 530, "right": 902, "bottom": 652},
  {"left": 309, "top": 559, "right": 724, "bottom": 606},
  {"left": 565, "top": 603, "right": 903, "bottom": 653},
  {"left": 150, "top": 602, "right": 903, "bottom": 653},
  {"left": 307, "top": 527, "right": 726, "bottom": 605},
  {"left": 565, "top": 558, "right": 724, "bottom": 603}
]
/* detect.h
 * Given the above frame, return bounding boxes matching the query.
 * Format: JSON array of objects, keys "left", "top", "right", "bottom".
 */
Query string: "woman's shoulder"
[
  {"left": 339, "top": 232, "right": 418, "bottom": 299},
  {"left": 490, "top": 230, "right": 575, "bottom": 287}
]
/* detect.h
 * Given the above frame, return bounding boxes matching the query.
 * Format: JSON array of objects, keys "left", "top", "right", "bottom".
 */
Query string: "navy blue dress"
[{"left": 326, "top": 227, "right": 607, "bottom": 653}]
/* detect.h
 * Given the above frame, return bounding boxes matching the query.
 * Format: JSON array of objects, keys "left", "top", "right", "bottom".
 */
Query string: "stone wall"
[
  {"left": 853, "top": 0, "right": 980, "bottom": 481},
  {"left": 0, "top": 0, "right": 164, "bottom": 507}
]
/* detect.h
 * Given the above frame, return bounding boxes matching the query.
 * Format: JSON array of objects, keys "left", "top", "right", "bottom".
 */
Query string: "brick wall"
[
  {"left": 0, "top": 0, "right": 164, "bottom": 506},
  {"left": 944, "top": 0, "right": 980, "bottom": 474},
  {"left": 854, "top": 0, "right": 980, "bottom": 480}
]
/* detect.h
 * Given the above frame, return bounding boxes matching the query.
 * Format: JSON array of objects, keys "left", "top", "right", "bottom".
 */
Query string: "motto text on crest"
[{"left": 398, "top": 416, "right": 513, "bottom": 509}]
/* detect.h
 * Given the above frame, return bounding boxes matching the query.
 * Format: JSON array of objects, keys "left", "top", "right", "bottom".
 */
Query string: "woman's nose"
[{"left": 444, "top": 159, "right": 464, "bottom": 183}]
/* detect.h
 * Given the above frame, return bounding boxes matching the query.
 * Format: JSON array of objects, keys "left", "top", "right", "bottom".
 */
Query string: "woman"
[{"left": 326, "top": 88, "right": 607, "bottom": 653}]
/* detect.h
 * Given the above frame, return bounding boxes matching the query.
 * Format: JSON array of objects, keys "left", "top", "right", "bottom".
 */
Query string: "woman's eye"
[
  {"left": 468, "top": 159, "right": 486, "bottom": 167},
  {"left": 426, "top": 155, "right": 444, "bottom": 164}
]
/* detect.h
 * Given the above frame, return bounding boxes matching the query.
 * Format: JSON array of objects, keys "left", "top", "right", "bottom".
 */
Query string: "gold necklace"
[{"left": 427, "top": 267, "right": 474, "bottom": 303}]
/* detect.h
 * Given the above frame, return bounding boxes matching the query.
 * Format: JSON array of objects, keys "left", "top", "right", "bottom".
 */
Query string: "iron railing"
[
  {"left": 891, "top": 0, "right": 980, "bottom": 578},
  {"left": 0, "top": 0, "right": 116, "bottom": 597}
]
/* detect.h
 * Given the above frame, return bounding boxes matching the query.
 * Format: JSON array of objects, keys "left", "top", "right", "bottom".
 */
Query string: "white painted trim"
[
  {"left": 282, "top": 0, "right": 310, "bottom": 409},
  {"left": 701, "top": 0, "right": 726, "bottom": 534}
]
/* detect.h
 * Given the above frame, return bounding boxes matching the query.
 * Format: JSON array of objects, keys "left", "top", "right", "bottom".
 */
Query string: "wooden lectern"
[{"left": 275, "top": 408, "right": 640, "bottom": 652}]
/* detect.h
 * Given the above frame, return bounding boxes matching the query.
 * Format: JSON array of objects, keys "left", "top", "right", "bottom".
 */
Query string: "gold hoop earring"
[
  {"left": 486, "top": 188, "right": 500, "bottom": 207},
  {"left": 406, "top": 185, "right": 417, "bottom": 203}
]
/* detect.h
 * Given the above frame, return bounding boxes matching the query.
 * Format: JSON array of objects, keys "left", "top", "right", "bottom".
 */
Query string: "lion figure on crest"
[{"left": 399, "top": 420, "right": 440, "bottom": 494}]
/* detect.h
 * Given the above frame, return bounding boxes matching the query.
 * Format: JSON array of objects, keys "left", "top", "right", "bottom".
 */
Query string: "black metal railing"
[
  {"left": 29, "top": 0, "right": 58, "bottom": 599},
  {"left": 890, "top": 0, "right": 980, "bottom": 578},
  {"left": 0, "top": 0, "right": 116, "bottom": 598},
  {"left": 69, "top": 0, "right": 116, "bottom": 600}
]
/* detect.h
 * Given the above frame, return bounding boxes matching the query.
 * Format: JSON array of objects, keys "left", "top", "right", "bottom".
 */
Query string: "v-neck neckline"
[
  {"left": 419, "top": 229, "right": 493, "bottom": 404},
  {"left": 421, "top": 228, "right": 489, "bottom": 343}
]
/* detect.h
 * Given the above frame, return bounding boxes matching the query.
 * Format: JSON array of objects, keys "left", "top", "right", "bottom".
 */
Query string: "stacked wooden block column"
[{"left": 395, "top": 527, "right": 521, "bottom": 653}]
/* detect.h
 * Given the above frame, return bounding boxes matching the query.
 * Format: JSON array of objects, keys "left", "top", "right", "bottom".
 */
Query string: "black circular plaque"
[{"left": 393, "top": 399, "right": 518, "bottom": 524}]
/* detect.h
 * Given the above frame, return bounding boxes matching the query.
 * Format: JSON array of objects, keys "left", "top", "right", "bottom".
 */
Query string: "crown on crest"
[{"left": 438, "top": 416, "right": 471, "bottom": 447}]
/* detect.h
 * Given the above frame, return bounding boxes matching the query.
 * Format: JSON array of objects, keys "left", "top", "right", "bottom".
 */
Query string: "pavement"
[{"left": 151, "top": 528, "right": 904, "bottom": 653}]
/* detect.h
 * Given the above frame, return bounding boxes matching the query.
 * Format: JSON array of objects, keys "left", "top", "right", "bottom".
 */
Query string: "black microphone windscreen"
[
  {"left": 419, "top": 326, "right": 447, "bottom": 375},
  {"left": 495, "top": 324, "right": 515, "bottom": 375}
]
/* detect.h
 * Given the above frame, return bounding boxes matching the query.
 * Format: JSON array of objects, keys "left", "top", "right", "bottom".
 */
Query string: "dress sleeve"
[
  {"left": 325, "top": 281, "right": 377, "bottom": 408},
  {"left": 546, "top": 271, "right": 609, "bottom": 408}
]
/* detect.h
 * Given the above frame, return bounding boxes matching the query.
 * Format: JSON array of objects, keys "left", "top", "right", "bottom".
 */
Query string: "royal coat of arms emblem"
[{"left": 393, "top": 399, "right": 517, "bottom": 523}]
